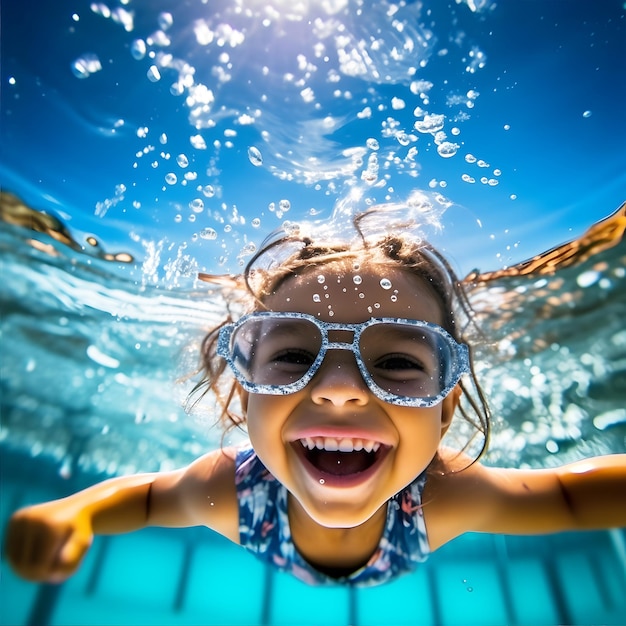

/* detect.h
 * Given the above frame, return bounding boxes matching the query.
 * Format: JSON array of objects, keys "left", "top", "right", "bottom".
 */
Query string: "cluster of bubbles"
[
  {"left": 69, "top": 0, "right": 504, "bottom": 276},
  {"left": 460, "top": 154, "right": 501, "bottom": 186}
]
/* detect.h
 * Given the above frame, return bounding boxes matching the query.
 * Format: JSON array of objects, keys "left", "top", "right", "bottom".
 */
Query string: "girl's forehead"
[{"left": 263, "top": 263, "right": 444, "bottom": 325}]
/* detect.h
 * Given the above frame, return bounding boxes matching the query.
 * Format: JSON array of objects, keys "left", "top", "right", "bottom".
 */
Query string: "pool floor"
[{"left": 2, "top": 460, "right": 625, "bottom": 626}]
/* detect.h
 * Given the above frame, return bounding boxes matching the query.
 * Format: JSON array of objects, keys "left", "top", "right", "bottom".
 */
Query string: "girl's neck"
[{"left": 287, "top": 495, "right": 387, "bottom": 578}]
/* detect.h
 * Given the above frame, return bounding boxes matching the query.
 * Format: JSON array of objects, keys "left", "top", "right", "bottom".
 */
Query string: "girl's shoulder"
[
  {"left": 422, "top": 447, "right": 495, "bottom": 549},
  {"left": 183, "top": 445, "right": 239, "bottom": 480},
  {"left": 426, "top": 446, "right": 485, "bottom": 483}
]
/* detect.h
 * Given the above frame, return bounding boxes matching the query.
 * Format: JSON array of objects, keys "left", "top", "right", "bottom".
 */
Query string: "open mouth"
[{"left": 293, "top": 436, "right": 389, "bottom": 483}]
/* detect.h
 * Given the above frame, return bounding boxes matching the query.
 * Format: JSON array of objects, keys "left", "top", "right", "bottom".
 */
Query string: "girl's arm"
[
  {"left": 424, "top": 453, "right": 626, "bottom": 550},
  {"left": 4, "top": 448, "right": 238, "bottom": 582}
]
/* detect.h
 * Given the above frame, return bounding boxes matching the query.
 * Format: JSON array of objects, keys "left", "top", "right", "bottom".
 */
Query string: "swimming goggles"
[{"left": 217, "top": 312, "right": 470, "bottom": 407}]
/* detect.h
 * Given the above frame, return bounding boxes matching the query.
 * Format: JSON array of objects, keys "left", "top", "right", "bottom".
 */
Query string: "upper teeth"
[{"left": 299, "top": 437, "right": 381, "bottom": 453}]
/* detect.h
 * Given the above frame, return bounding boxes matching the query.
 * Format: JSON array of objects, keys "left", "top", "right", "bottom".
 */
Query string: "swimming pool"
[
  {"left": 2, "top": 449, "right": 626, "bottom": 625},
  {"left": 1, "top": 1, "right": 625, "bottom": 624}
]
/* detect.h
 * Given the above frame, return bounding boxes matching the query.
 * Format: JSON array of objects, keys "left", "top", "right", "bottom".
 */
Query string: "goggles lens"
[{"left": 217, "top": 312, "right": 469, "bottom": 407}]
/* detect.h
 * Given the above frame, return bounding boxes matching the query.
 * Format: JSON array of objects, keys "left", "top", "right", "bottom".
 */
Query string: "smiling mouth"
[{"left": 295, "top": 437, "right": 388, "bottom": 478}]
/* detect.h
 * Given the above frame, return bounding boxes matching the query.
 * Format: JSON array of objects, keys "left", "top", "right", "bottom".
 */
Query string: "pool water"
[
  {"left": 2, "top": 450, "right": 626, "bottom": 625},
  {"left": 2, "top": 201, "right": 625, "bottom": 625},
  {"left": 1, "top": 0, "right": 625, "bottom": 624}
]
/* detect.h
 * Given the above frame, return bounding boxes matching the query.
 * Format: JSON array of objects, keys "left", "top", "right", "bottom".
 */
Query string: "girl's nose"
[{"left": 308, "top": 353, "right": 370, "bottom": 407}]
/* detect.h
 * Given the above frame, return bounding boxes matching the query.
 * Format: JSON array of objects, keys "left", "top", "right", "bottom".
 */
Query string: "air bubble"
[
  {"left": 313, "top": 294, "right": 321, "bottom": 302},
  {"left": 577, "top": 270, "right": 600, "bottom": 288},
  {"left": 177, "top": 154, "right": 189, "bottom": 168},
  {"left": 380, "top": 278, "right": 392, "bottom": 290},
  {"left": 317, "top": 275, "right": 326, "bottom": 284},
  {"left": 279, "top": 199, "right": 291, "bottom": 212},
  {"left": 546, "top": 440, "right": 559, "bottom": 453},
  {"left": 437, "top": 142, "right": 459, "bottom": 158},
  {"left": 241, "top": 242, "right": 257, "bottom": 256},
  {"left": 71, "top": 54, "right": 102, "bottom": 79},
  {"left": 165, "top": 173, "right": 177, "bottom": 185},
  {"left": 190, "top": 135, "right": 206, "bottom": 150},
  {"left": 366, "top": 138, "right": 380, "bottom": 150},
  {"left": 147, "top": 65, "right": 161, "bottom": 82},
  {"left": 251, "top": 218, "right": 261, "bottom": 228},
  {"left": 248, "top": 146, "right": 263, "bottom": 166},
  {"left": 397, "top": 133, "right": 411, "bottom": 146},
  {"left": 202, "top": 185, "right": 215, "bottom": 198},
  {"left": 200, "top": 228, "right": 217, "bottom": 240},
  {"left": 189, "top": 199, "right": 204, "bottom": 212},
  {"left": 414, "top": 113, "right": 445, "bottom": 134},
  {"left": 158, "top": 12, "right": 173, "bottom": 30},
  {"left": 353, "top": 275, "right": 362, "bottom": 285},
  {"left": 131, "top": 39, "right": 146, "bottom": 60}
]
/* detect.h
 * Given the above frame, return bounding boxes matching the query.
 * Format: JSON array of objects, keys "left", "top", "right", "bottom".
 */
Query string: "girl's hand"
[{"left": 4, "top": 500, "right": 94, "bottom": 583}]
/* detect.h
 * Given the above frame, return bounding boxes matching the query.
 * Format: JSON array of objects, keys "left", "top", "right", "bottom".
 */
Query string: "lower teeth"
[{"left": 306, "top": 449, "right": 376, "bottom": 476}]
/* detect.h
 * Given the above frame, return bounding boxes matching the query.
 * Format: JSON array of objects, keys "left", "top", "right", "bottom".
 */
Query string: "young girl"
[{"left": 5, "top": 208, "right": 626, "bottom": 587}]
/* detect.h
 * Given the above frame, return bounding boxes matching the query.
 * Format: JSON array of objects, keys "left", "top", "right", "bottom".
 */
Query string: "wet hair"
[{"left": 187, "top": 208, "right": 491, "bottom": 463}]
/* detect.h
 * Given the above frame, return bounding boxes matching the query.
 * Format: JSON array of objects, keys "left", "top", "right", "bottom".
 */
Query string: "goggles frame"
[{"left": 217, "top": 311, "right": 470, "bottom": 407}]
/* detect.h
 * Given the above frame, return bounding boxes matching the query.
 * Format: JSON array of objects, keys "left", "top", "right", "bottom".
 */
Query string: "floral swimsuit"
[{"left": 235, "top": 445, "right": 430, "bottom": 587}]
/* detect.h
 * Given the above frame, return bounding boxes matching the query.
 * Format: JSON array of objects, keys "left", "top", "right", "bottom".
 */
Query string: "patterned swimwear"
[{"left": 235, "top": 445, "right": 431, "bottom": 587}]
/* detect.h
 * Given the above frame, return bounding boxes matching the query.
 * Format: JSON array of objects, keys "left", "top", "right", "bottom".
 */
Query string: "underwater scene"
[{"left": 1, "top": 1, "right": 625, "bottom": 625}]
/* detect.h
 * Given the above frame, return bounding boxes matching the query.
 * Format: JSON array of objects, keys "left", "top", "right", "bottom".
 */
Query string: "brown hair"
[{"left": 187, "top": 208, "right": 491, "bottom": 461}]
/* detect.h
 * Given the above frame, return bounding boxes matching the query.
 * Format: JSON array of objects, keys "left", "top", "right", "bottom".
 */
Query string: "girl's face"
[{"left": 242, "top": 263, "right": 460, "bottom": 529}]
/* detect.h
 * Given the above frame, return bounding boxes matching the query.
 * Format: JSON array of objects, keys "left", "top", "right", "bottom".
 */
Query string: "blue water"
[
  {"left": 2, "top": 199, "right": 625, "bottom": 625},
  {"left": 1, "top": 0, "right": 626, "bottom": 624}
]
